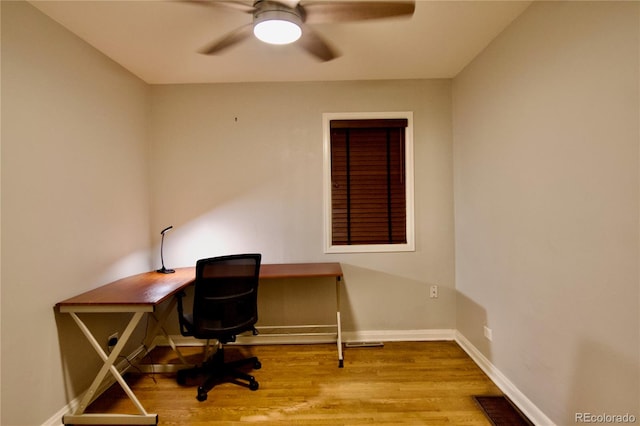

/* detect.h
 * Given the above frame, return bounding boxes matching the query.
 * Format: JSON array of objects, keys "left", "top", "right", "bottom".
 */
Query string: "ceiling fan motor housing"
[{"left": 253, "top": 1, "right": 304, "bottom": 44}]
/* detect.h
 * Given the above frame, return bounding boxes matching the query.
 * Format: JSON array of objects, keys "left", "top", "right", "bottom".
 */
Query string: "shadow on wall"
[
  {"left": 161, "top": 262, "right": 456, "bottom": 340},
  {"left": 567, "top": 339, "right": 639, "bottom": 425},
  {"left": 456, "top": 291, "right": 492, "bottom": 362},
  {"left": 339, "top": 263, "right": 455, "bottom": 333}
]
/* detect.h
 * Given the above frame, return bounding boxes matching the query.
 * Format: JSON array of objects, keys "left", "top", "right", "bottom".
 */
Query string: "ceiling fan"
[{"left": 185, "top": 0, "right": 415, "bottom": 61}]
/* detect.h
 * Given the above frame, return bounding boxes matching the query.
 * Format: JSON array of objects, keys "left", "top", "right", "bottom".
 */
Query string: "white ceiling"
[{"left": 29, "top": 0, "right": 532, "bottom": 85}]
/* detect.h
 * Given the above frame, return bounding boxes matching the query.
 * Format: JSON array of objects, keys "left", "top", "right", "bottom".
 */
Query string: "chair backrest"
[{"left": 191, "top": 253, "right": 261, "bottom": 340}]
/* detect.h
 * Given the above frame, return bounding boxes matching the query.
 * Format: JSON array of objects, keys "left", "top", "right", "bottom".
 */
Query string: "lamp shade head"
[{"left": 253, "top": 9, "right": 302, "bottom": 45}]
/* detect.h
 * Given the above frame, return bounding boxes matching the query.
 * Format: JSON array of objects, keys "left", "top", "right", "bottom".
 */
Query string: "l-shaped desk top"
[{"left": 56, "top": 262, "right": 343, "bottom": 310}]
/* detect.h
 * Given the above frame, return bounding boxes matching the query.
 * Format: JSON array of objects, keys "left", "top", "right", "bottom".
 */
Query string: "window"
[{"left": 323, "top": 112, "right": 415, "bottom": 253}]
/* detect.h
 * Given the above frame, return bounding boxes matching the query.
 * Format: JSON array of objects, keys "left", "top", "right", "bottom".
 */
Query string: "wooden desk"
[{"left": 56, "top": 262, "right": 343, "bottom": 425}]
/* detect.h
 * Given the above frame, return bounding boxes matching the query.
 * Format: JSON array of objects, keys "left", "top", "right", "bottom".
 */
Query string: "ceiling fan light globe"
[{"left": 254, "top": 19, "right": 302, "bottom": 45}]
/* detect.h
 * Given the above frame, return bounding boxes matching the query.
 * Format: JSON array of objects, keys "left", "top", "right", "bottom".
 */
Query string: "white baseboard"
[
  {"left": 454, "top": 331, "right": 555, "bottom": 426},
  {"left": 343, "top": 328, "right": 456, "bottom": 343}
]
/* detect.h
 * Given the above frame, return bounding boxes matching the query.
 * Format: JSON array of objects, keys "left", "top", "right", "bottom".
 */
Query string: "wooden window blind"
[{"left": 330, "top": 119, "right": 408, "bottom": 246}]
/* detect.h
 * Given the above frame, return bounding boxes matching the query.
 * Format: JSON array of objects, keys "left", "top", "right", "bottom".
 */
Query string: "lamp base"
[{"left": 157, "top": 267, "right": 175, "bottom": 274}]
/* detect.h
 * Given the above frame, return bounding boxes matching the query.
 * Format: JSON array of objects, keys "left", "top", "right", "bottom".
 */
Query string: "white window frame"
[{"left": 322, "top": 111, "right": 415, "bottom": 254}]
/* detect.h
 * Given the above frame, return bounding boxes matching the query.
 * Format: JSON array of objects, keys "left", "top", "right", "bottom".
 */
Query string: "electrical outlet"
[
  {"left": 429, "top": 285, "right": 439, "bottom": 298},
  {"left": 107, "top": 332, "right": 119, "bottom": 351},
  {"left": 483, "top": 326, "right": 493, "bottom": 341}
]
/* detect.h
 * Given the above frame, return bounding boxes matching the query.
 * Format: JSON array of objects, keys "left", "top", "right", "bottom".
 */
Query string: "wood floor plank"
[{"left": 87, "top": 341, "right": 501, "bottom": 425}]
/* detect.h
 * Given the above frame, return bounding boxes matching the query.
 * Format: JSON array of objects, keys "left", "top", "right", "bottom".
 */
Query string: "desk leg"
[
  {"left": 336, "top": 276, "right": 344, "bottom": 368},
  {"left": 63, "top": 312, "right": 158, "bottom": 425},
  {"left": 137, "top": 298, "right": 193, "bottom": 372}
]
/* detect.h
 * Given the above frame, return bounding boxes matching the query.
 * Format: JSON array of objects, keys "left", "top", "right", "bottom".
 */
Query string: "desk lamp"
[{"left": 157, "top": 225, "right": 175, "bottom": 274}]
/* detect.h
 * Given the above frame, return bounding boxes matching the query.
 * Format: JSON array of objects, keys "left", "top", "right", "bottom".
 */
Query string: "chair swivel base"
[{"left": 177, "top": 347, "right": 261, "bottom": 402}]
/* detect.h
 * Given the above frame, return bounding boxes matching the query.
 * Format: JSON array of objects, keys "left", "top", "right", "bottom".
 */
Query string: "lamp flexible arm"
[{"left": 157, "top": 226, "right": 175, "bottom": 274}]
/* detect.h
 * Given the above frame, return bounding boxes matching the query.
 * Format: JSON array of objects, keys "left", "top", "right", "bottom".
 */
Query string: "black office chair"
[{"left": 176, "top": 253, "right": 262, "bottom": 402}]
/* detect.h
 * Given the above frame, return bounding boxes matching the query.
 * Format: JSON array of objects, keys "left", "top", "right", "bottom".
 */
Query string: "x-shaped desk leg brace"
[{"left": 63, "top": 310, "right": 158, "bottom": 425}]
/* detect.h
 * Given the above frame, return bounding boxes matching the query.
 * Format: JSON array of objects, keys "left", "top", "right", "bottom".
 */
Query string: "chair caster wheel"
[
  {"left": 197, "top": 387, "right": 208, "bottom": 401},
  {"left": 249, "top": 380, "right": 259, "bottom": 391},
  {"left": 254, "top": 360, "right": 262, "bottom": 369}
]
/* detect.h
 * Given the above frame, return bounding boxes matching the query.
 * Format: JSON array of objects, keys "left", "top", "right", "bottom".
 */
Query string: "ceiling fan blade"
[
  {"left": 302, "top": 1, "right": 415, "bottom": 24},
  {"left": 199, "top": 23, "right": 254, "bottom": 55},
  {"left": 180, "top": 0, "right": 255, "bottom": 13},
  {"left": 298, "top": 24, "right": 340, "bottom": 61}
]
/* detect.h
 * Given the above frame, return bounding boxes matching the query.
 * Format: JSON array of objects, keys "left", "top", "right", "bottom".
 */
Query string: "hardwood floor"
[{"left": 88, "top": 341, "right": 502, "bottom": 425}]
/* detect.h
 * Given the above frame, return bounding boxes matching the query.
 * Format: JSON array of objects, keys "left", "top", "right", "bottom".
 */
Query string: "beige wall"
[
  {"left": 1, "top": 2, "right": 151, "bottom": 425},
  {"left": 148, "top": 80, "right": 456, "bottom": 334},
  {"left": 453, "top": 1, "right": 639, "bottom": 424}
]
